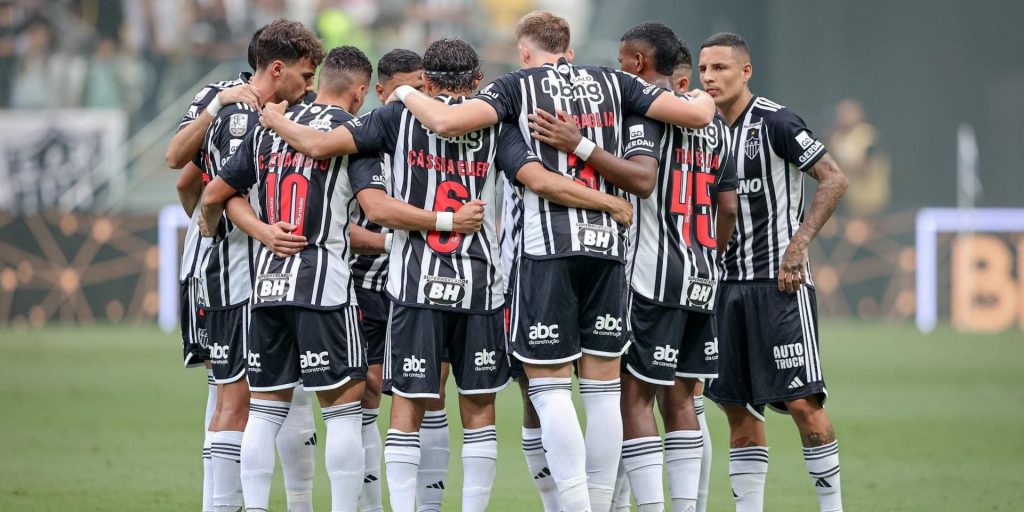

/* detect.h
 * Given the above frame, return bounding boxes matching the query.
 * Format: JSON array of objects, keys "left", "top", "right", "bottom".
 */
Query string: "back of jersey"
[{"left": 474, "top": 58, "right": 663, "bottom": 261}]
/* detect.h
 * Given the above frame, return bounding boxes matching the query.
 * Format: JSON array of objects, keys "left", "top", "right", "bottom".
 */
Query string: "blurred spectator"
[
  {"left": 82, "top": 35, "right": 144, "bottom": 110},
  {"left": 0, "top": 1, "right": 16, "bottom": 107},
  {"left": 10, "top": 15, "right": 85, "bottom": 109},
  {"left": 828, "top": 99, "right": 891, "bottom": 217}
]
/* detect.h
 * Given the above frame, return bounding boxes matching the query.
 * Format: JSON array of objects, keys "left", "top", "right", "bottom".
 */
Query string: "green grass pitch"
[{"left": 1, "top": 321, "right": 1022, "bottom": 511}]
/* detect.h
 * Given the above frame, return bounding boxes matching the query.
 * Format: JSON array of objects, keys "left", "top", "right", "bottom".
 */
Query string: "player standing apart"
[{"left": 699, "top": 33, "right": 848, "bottom": 512}]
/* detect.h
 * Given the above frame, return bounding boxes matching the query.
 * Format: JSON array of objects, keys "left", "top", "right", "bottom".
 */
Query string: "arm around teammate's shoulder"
[
  {"left": 646, "top": 89, "right": 716, "bottom": 129},
  {"left": 260, "top": 101, "right": 357, "bottom": 159},
  {"left": 396, "top": 88, "right": 499, "bottom": 138}
]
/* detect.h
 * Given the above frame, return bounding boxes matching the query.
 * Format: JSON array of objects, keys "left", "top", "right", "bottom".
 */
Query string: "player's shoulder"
[
  {"left": 293, "top": 102, "right": 354, "bottom": 127},
  {"left": 198, "top": 72, "right": 251, "bottom": 96},
  {"left": 750, "top": 96, "right": 802, "bottom": 124}
]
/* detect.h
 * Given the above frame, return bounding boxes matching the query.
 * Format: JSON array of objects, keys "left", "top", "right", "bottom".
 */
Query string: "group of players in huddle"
[{"left": 166, "top": 10, "right": 848, "bottom": 512}]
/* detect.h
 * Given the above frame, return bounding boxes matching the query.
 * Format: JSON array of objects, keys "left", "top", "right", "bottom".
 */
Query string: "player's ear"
[
  {"left": 518, "top": 45, "right": 530, "bottom": 67},
  {"left": 270, "top": 60, "right": 284, "bottom": 78},
  {"left": 678, "top": 76, "right": 689, "bottom": 93},
  {"left": 742, "top": 62, "right": 752, "bottom": 81},
  {"left": 375, "top": 82, "right": 385, "bottom": 102},
  {"left": 566, "top": 47, "right": 575, "bottom": 63}
]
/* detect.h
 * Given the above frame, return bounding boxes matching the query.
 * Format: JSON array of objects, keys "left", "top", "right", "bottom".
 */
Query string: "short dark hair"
[
  {"left": 675, "top": 40, "right": 692, "bottom": 70},
  {"left": 514, "top": 11, "right": 570, "bottom": 54},
  {"left": 253, "top": 19, "right": 325, "bottom": 70},
  {"left": 422, "top": 38, "right": 482, "bottom": 93},
  {"left": 319, "top": 46, "right": 372, "bottom": 94},
  {"left": 377, "top": 49, "right": 423, "bottom": 81},
  {"left": 700, "top": 32, "right": 750, "bottom": 57},
  {"left": 620, "top": 22, "right": 680, "bottom": 76},
  {"left": 247, "top": 25, "right": 267, "bottom": 70}
]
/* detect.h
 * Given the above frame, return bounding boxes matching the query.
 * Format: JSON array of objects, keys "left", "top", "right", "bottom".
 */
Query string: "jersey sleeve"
[
  {"left": 622, "top": 114, "right": 664, "bottom": 161},
  {"left": 495, "top": 124, "right": 541, "bottom": 183},
  {"left": 717, "top": 130, "right": 739, "bottom": 192},
  {"left": 345, "top": 102, "right": 402, "bottom": 154},
  {"left": 473, "top": 73, "right": 521, "bottom": 123},
  {"left": 177, "top": 86, "right": 217, "bottom": 132},
  {"left": 218, "top": 133, "right": 258, "bottom": 194},
  {"left": 615, "top": 70, "right": 667, "bottom": 116},
  {"left": 348, "top": 152, "right": 388, "bottom": 194},
  {"left": 766, "top": 108, "right": 828, "bottom": 171}
]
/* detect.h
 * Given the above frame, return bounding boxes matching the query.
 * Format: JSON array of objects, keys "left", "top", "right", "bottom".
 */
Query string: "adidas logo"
[
  {"left": 304, "top": 433, "right": 318, "bottom": 446},
  {"left": 364, "top": 474, "right": 379, "bottom": 484},
  {"left": 814, "top": 477, "right": 832, "bottom": 488},
  {"left": 788, "top": 376, "right": 805, "bottom": 389},
  {"left": 426, "top": 480, "right": 445, "bottom": 489},
  {"left": 533, "top": 467, "right": 552, "bottom": 480}
]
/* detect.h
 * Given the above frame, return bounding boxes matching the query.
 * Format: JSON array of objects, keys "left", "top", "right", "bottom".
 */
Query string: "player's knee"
[{"left": 785, "top": 396, "right": 824, "bottom": 424}]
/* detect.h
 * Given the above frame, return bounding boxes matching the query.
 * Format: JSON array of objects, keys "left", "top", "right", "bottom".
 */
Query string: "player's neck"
[
  {"left": 314, "top": 92, "right": 349, "bottom": 113},
  {"left": 641, "top": 73, "right": 672, "bottom": 91},
  {"left": 248, "top": 71, "right": 280, "bottom": 106},
  {"left": 720, "top": 89, "right": 754, "bottom": 125}
]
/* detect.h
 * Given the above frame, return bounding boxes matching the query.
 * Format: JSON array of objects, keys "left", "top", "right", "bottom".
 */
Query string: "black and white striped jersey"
[
  {"left": 220, "top": 102, "right": 377, "bottom": 309},
  {"left": 348, "top": 153, "right": 391, "bottom": 292},
  {"left": 196, "top": 103, "right": 260, "bottom": 309},
  {"left": 498, "top": 175, "right": 522, "bottom": 295},
  {"left": 473, "top": 57, "right": 665, "bottom": 261},
  {"left": 176, "top": 72, "right": 250, "bottom": 283},
  {"left": 623, "top": 110, "right": 737, "bottom": 312},
  {"left": 720, "top": 96, "right": 827, "bottom": 284},
  {"left": 345, "top": 96, "right": 540, "bottom": 313}
]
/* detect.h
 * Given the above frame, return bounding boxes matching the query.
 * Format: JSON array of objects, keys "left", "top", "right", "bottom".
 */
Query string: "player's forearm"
[
  {"left": 200, "top": 198, "right": 225, "bottom": 238},
  {"left": 793, "top": 155, "right": 848, "bottom": 247},
  {"left": 526, "top": 170, "right": 620, "bottom": 214},
  {"left": 716, "top": 190, "right": 738, "bottom": 255},
  {"left": 360, "top": 193, "right": 439, "bottom": 232},
  {"left": 176, "top": 163, "right": 204, "bottom": 217},
  {"left": 647, "top": 92, "right": 716, "bottom": 129},
  {"left": 263, "top": 111, "right": 354, "bottom": 159},
  {"left": 586, "top": 150, "right": 658, "bottom": 198},
  {"left": 400, "top": 91, "right": 495, "bottom": 137},
  {"left": 350, "top": 224, "right": 387, "bottom": 254},
  {"left": 166, "top": 114, "right": 213, "bottom": 169},
  {"left": 223, "top": 195, "right": 266, "bottom": 242}
]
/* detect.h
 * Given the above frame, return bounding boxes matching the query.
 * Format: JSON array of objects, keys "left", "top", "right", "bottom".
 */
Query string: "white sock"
[
  {"left": 528, "top": 378, "right": 590, "bottom": 512},
  {"left": 210, "top": 430, "right": 243, "bottom": 512},
  {"left": 665, "top": 430, "right": 703, "bottom": 512},
  {"left": 694, "top": 396, "right": 712, "bottom": 512},
  {"left": 622, "top": 436, "right": 664, "bottom": 510},
  {"left": 359, "top": 408, "right": 384, "bottom": 512},
  {"left": 240, "top": 399, "right": 289, "bottom": 511},
  {"left": 277, "top": 387, "right": 316, "bottom": 512},
  {"left": 611, "top": 460, "right": 633, "bottom": 511},
  {"left": 416, "top": 411, "right": 450, "bottom": 512},
  {"left": 579, "top": 378, "right": 622, "bottom": 511},
  {"left": 729, "top": 446, "right": 768, "bottom": 512},
  {"left": 384, "top": 429, "right": 421, "bottom": 512},
  {"left": 203, "top": 371, "right": 217, "bottom": 512},
  {"left": 461, "top": 426, "right": 498, "bottom": 511},
  {"left": 522, "top": 427, "right": 564, "bottom": 512},
  {"left": 803, "top": 441, "right": 843, "bottom": 512},
  {"left": 323, "top": 402, "right": 365, "bottom": 512}
]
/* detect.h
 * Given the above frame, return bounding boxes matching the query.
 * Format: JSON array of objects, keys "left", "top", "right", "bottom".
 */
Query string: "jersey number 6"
[{"left": 427, "top": 180, "right": 471, "bottom": 254}]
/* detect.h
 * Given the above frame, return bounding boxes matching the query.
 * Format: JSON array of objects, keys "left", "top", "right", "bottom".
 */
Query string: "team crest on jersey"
[
  {"left": 229, "top": 113, "right": 249, "bottom": 137},
  {"left": 422, "top": 276, "right": 468, "bottom": 306},
  {"left": 744, "top": 122, "right": 762, "bottom": 160}
]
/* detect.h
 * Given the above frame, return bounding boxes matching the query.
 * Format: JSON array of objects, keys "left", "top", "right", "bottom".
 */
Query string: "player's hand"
[
  {"left": 259, "top": 221, "right": 307, "bottom": 258},
  {"left": 218, "top": 84, "right": 261, "bottom": 110},
  {"left": 260, "top": 100, "right": 288, "bottom": 128},
  {"left": 778, "top": 238, "right": 808, "bottom": 293},
  {"left": 452, "top": 199, "right": 486, "bottom": 233},
  {"left": 608, "top": 196, "right": 633, "bottom": 227},
  {"left": 529, "top": 109, "right": 581, "bottom": 153}
]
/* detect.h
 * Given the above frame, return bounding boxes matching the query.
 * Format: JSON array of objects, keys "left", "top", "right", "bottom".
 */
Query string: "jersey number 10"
[
  {"left": 266, "top": 172, "right": 310, "bottom": 238},
  {"left": 670, "top": 169, "right": 716, "bottom": 249}
]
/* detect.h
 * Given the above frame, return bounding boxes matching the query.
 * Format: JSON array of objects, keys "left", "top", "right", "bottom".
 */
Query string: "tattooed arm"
[{"left": 777, "top": 154, "right": 848, "bottom": 293}]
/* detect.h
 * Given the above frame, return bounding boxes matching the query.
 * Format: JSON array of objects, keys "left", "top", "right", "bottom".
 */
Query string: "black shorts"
[
  {"left": 357, "top": 288, "right": 389, "bottom": 365},
  {"left": 180, "top": 278, "right": 210, "bottom": 367},
  {"left": 509, "top": 256, "right": 628, "bottom": 365},
  {"left": 207, "top": 303, "right": 249, "bottom": 384},
  {"left": 625, "top": 294, "right": 718, "bottom": 386},
  {"left": 247, "top": 305, "right": 367, "bottom": 392},
  {"left": 384, "top": 303, "right": 510, "bottom": 399},
  {"left": 705, "top": 283, "right": 826, "bottom": 413},
  {"left": 503, "top": 292, "right": 526, "bottom": 380}
]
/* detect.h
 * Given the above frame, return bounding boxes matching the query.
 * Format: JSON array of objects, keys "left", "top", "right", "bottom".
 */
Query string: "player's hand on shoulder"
[
  {"left": 528, "top": 109, "right": 581, "bottom": 153},
  {"left": 219, "top": 83, "right": 260, "bottom": 110},
  {"left": 260, "top": 100, "right": 289, "bottom": 128},
  {"left": 777, "top": 239, "right": 808, "bottom": 293},
  {"left": 609, "top": 196, "right": 633, "bottom": 227},
  {"left": 453, "top": 199, "right": 486, "bottom": 233},
  {"left": 260, "top": 221, "right": 307, "bottom": 258}
]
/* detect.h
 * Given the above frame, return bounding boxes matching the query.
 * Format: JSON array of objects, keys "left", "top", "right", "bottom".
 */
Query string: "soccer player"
[
  {"left": 529, "top": 22, "right": 738, "bottom": 512},
  {"left": 699, "top": 33, "right": 849, "bottom": 512},
  {"left": 259, "top": 36, "right": 634, "bottom": 512},
  {"left": 165, "top": 27, "right": 260, "bottom": 512},
  {"left": 195, "top": 21, "right": 324, "bottom": 512},
  {"left": 201, "top": 43, "right": 375, "bottom": 512},
  {"left": 387, "top": 11, "right": 715, "bottom": 512}
]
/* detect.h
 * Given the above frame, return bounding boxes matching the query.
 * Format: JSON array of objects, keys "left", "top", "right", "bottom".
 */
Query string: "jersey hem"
[
  {"left": 384, "top": 292, "right": 504, "bottom": 315},
  {"left": 250, "top": 301, "right": 355, "bottom": 311},
  {"left": 628, "top": 288, "right": 717, "bottom": 314},
  {"left": 522, "top": 252, "right": 624, "bottom": 263}
]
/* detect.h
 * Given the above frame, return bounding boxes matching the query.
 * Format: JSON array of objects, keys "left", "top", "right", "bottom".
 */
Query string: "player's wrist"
[
  {"left": 206, "top": 95, "right": 224, "bottom": 117},
  {"left": 435, "top": 211, "right": 454, "bottom": 232},
  {"left": 573, "top": 136, "right": 596, "bottom": 161},
  {"left": 383, "top": 229, "right": 394, "bottom": 252},
  {"left": 394, "top": 85, "right": 416, "bottom": 102}
]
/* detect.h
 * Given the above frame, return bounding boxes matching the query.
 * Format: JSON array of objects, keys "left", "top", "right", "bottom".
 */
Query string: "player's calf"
[
  {"left": 517, "top": 376, "right": 563, "bottom": 512},
  {"left": 786, "top": 396, "right": 843, "bottom": 512},
  {"left": 318, "top": 380, "right": 366, "bottom": 512},
  {"left": 459, "top": 393, "right": 498, "bottom": 512},
  {"left": 620, "top": 373, "right": 664, "bottom": 511},
  {"left": 723, "top": 405, "right": 768, "bottom": 512}
]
